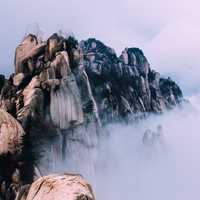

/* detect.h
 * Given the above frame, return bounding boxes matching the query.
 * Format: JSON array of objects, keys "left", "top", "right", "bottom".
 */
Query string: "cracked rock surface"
[{"left": 23, "top": 174, "right": 95, "bottom": 200}]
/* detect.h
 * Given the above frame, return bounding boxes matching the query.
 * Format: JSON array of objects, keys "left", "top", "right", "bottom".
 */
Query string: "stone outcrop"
[
  {"left": 16, "top": 75, "right": 44, "bottom": 128},
  {"left": 0, "top": 109, "right": 25, "bottom": 200},
  {"left": 13, "top": 73, "right": 25, "bottom": 87},
  {"left": 0, "top": 109, "right": 25, "bottom": 154},
  {"left": 0, "top": 32, "right": 184, "bottom": 200},
  {"left": 42, "top": 51, "right": 84, "bottom": 129},
  {"left": 14, "top": 34, "right": 46, "bottom": 74},
  {"left": 20, "top": 174, "right": 95, "bottom": 200}
]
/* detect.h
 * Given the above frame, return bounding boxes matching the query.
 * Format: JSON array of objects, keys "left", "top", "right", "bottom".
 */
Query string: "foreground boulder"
[{"left": 23, "top": 174, "right": 95, "bottom": 200}]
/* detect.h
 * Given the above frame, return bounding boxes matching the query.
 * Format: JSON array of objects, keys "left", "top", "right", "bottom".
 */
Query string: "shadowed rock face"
[
  {"left": 21, "top": 174, "right": 95, "bottom": 200},
  {"left": 0, "top": 75, "right": 5, "bottom": 93},
  {"left": 81, "top": 39, "right": 183, "bottom": 123},
  {"left": 0, "top": 33, "right": 183, "bottom": 200}
]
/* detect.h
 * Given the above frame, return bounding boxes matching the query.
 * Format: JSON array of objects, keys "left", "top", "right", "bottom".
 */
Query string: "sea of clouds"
[{"left": 94, "top": 95, "right": 200, "bottom": 200}]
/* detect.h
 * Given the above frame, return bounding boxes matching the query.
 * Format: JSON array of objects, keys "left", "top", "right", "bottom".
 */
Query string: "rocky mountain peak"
[{"left": 0, "top": 32, "right": 183, "bottom": 200}]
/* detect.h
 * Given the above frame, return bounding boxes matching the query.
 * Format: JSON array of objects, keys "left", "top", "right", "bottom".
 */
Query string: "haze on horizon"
[{"left": 0, "top": 0, "right": 200, "bottom": 94}]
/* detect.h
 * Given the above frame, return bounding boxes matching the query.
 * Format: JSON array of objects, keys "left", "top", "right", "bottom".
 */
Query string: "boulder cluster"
[{"left": 0, "top": 32, "right": 183, "bottom": 200}]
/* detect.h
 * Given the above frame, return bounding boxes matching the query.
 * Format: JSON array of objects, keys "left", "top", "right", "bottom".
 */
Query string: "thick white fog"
[{"left": 86, "top": 94, "right": 200, "bottom": 200}]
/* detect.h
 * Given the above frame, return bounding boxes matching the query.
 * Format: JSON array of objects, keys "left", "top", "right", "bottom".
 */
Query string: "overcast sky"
[{"left": 0, "top": 0, "right": 200, "bottom": 94}]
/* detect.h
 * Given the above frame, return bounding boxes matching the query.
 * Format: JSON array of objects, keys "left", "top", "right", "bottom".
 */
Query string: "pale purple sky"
[{"left": 0, "top": 0, "right": 200, "bottom": 93}]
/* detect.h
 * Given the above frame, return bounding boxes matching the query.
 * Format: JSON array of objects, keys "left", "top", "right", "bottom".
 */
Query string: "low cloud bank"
[{"left": 93, "top": 94, "right": 200, "bottom": 200}]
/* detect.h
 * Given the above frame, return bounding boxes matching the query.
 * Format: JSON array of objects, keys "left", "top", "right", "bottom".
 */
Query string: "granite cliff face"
[
  {"left": 0, "top": 33, "right": 183, "bottom": 200},
  {"left": 81, "top": 39, "right": 182, "bottom": 123}
]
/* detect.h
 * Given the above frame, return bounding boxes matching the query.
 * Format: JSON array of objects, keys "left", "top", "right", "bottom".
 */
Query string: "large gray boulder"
[{"left": 24, "top": 174, "right": 95, "bottom": 200}]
